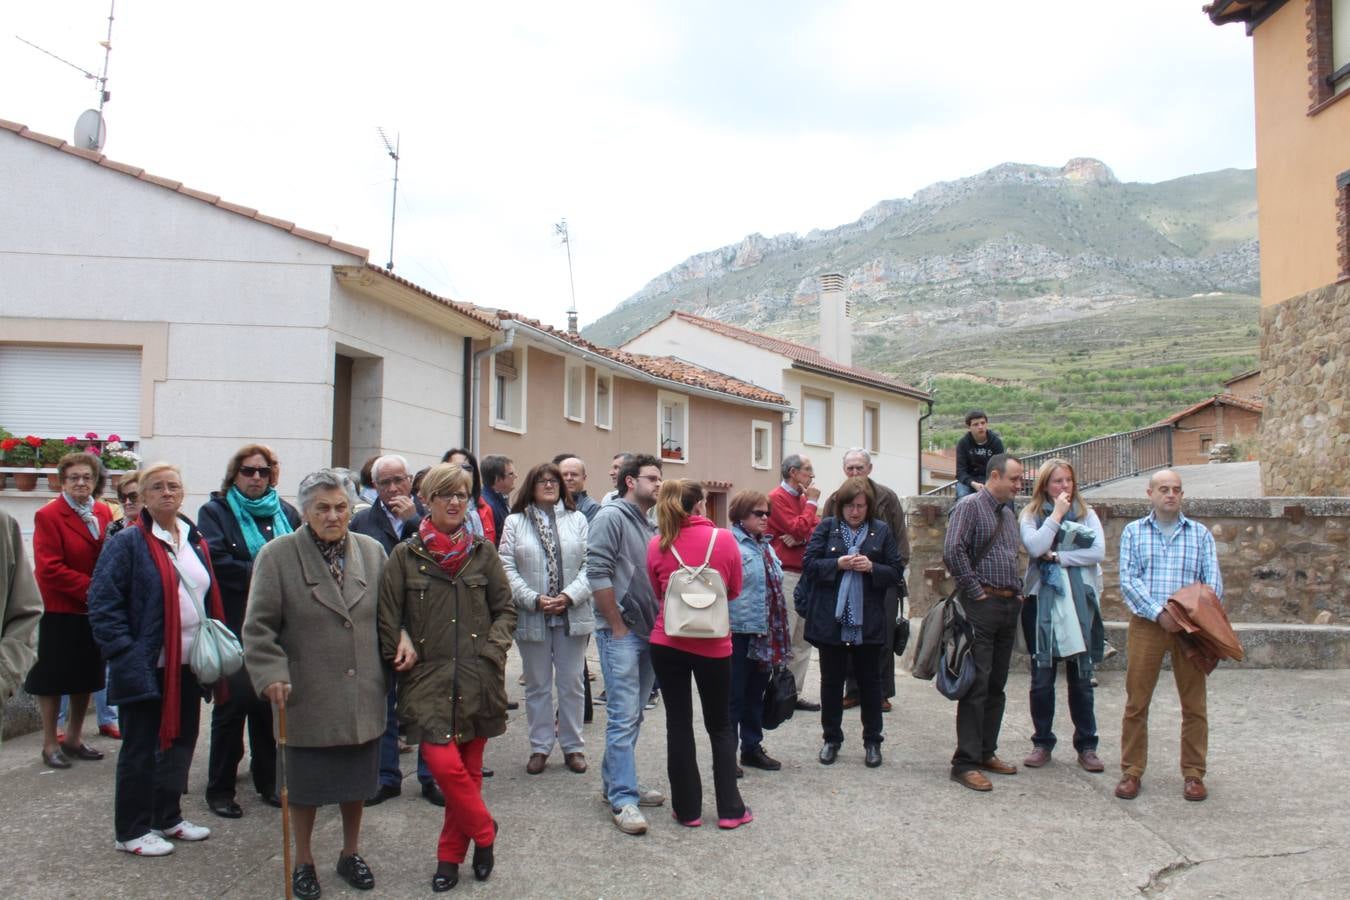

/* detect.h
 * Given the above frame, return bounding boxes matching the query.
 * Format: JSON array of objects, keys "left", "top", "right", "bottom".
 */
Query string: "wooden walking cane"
[{"left": 277, "top": 700, "right": 293, "bottom": 900}]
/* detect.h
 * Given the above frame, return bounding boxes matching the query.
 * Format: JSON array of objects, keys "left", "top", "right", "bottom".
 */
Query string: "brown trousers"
[{"left": 1120, "top": 615, "right": 1208, "bottom": 779}]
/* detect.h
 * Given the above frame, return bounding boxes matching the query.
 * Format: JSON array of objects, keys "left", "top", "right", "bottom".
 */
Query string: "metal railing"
[{"left": 923, "top": 425, "right": 1174, "bottom": 497}]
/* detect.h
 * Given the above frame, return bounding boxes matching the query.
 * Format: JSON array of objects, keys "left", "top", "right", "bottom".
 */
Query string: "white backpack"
[{"left": 663, "top": 529, "right": 730, "bottom": 639}]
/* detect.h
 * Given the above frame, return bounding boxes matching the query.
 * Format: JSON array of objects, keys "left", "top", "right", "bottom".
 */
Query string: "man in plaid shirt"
[{"left": 1115, "top": 469, "right": 1223, "bottom": 803}]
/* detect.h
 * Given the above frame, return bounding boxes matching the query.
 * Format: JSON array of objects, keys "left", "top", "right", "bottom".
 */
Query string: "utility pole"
[
  {"left": 555, "top": 219, "right": 578, "bottom": 334},
  {"left": 377, "top": 127, "right": 400, "bottom": 271}
]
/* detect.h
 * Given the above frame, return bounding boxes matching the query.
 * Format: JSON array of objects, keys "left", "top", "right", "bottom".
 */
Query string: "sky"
[{"left": 2, "top": 1, "right": 1256, "bottom": 329}]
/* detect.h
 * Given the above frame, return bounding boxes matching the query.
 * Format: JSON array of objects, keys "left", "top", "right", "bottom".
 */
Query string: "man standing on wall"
[
  {"left": 955, "top": 410, "right": 1006, "bottom": 499},
  {"left": 1115, "top": 469, "right": 1223, "bottom": 803},
  {"left": 944, "top": 454, "right": 1025, "bottom": 792},
  {"left": 767, "top": 454, "right": 822, "bottom": 712}
]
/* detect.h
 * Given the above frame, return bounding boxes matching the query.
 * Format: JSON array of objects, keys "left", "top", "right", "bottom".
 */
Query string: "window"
[
  {"left": 595, "top": 372, "right": 613, "bottom": 430},
  {"left": 751, "top": 420, "right": 772, "bottom": 470},
  {"left": 658, "top": 391, "right": 688, "bottom": 463},
  {"left": 491, "top": 348, "right": 526, "bottom": 432},
  {"left": 564, "top": 359, "right": 585, "bottom": 423},
  {"left": 1309, "top": 0, "right": 1350, "bottom": 108},
  {"left": 802, "top": 390, "right": 833, "bottom": 447},
  {"left": 0, "top": 345, "right": 142, "bottom": 439},
  {"left": 863, "top": 402, "right": 880, "bottom": 453}
]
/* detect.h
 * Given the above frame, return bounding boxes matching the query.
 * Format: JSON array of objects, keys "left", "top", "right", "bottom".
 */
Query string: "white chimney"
[{"left": 818, "top": 272, "right": 852, "bottom": 365}]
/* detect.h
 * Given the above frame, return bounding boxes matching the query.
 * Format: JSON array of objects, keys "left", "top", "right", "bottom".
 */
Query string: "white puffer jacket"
[{"left": 500, "top": 502, "right": 594, "bottom": 642}]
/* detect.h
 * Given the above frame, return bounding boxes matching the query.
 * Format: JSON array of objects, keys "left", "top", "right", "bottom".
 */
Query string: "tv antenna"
[
  {"left": 555, "top": 219, "right": 578, "bottom": 334},
  {"left": 377, "top": 127, "right": 400, "bottom": 271},
  {"left": 15, "top": 0, "right": 117, "bottom": 151}
]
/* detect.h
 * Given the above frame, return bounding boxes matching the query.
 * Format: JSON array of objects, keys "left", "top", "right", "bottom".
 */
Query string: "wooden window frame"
[{"left": 801, "top": 389, "right": 834, "bottom": 448}]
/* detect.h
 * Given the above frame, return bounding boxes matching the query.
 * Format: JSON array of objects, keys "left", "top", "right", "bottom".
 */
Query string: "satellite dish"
[{"left": 74, "top": 109, "right": 106, "bottom": 151}]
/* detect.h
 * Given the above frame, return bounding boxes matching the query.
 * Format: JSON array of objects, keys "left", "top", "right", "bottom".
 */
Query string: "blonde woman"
[{"left": 1018, "top": 458, "right": 1106, "bottom": 773}]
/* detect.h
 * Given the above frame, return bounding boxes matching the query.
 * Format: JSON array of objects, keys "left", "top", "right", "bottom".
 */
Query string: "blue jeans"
[
  {"left": 595, "top": 628, "right": 656, "bottom": 811},
  {"left": 1029, "top": 656, "right": 1098, "bottom": 753},
  {"left": 729, "top": 634, "right": 771, "bottom": 754},
  {"left": 380, "top": 685, "right": 431, "bottom": 787},
  {"left": 954, "top": 482, "right": 975, "bottom": 499}
]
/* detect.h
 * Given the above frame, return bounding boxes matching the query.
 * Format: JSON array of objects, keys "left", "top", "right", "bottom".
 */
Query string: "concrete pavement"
[
  {"left": 1085, "top": 462, "right": 1262, "bottom": 500},
  {"left": 2, "top": 653, "right": 1347, "bottom": 898}
]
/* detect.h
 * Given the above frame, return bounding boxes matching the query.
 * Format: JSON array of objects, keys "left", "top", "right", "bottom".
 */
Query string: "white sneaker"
[
  {"left": 637, "top": 784, "right": 666, "bottom": 807},
  {"left": 613, "top": 804, "right": 648, "bottom": 835},
  {"left": 115, "top": 833, "right": 175, "bottom": 856},
  {"left": 153, "top": 820, "right": 211, "bottom": 842}
]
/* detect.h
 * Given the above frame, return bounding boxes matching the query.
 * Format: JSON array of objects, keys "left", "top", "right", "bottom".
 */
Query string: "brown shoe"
[
  {"left": 564, "top": 752, "right": 587, "bottom": 774},
  {"left": 526, "top": 753, "right": 548, "bottom": 775},
  {"left": 1115, "top": 774, "right": 1141, "bottom": 800},
  {"left": 980, "top": 755, "right": 1017, "bottom": 775},
  {"left": 880, "top": 699, "right": 892, "bottom": 712},
  {"left": 1023, "top": 746, "right": 1051, "bottom": 768},
  {"left": 1183, "top": 777, "right": 1207, "bottom": 801},
  {"left": 1077, "top": 750, "right": 1105, "bottom": 773},
  {"left": 841, "top": 695, "right": 860, "bottom": 709},
  {"left": 951, "top": 769, "right": 993, "bottom": 792}
]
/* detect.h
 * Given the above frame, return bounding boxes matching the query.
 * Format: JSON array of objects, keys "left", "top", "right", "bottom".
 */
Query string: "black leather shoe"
[
  {"left": 818, "top": 742, "right": 841, "bottom": 765},
  {"left": 42, "top": 748, "right": 72, "bottom": 769},
  {"left": 60, "top": 742, "right": 104, "bottom": 761},
  {"left": 208, "top": 798, "right": 244, "bottom": 819},
  {"left": 260, "top": 792, "right": 283, "bottom": 808},
  {"left": 364, "top": 783, "right": 401, "bottom": 807},
  {"left": 292, "top": 863, "right": 321, "bottom": 900},
  {"left": 865, "top": 743, "right": 883, "bottom": 768},
  {"left": 506, "top": 700, "right": 520, "bottom": 710},
  {"left": 432, "top": 863, "right": 459, "bottom": 892},
  {"left": 481, "top": 766, "right": 494, "bottom": 778},
  {"left": 422, "top": 781, "right": 446, "bottom": 807},
  {"left": 336, "top": 852, "right": 375, "bottom": 890},
  {"left": 795, "top": 699, "right": 821, "bottom": 712},
  {"left": 740, "top": 747, "right": 782, "bottom": 771},
  {"left": 472, "top": 819, "right": 498, "bottom": 881}
]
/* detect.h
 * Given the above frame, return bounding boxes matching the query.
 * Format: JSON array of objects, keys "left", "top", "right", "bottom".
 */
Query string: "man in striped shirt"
[{"left": 1115, "top": 469, "right": 1223, "bottom": 803}]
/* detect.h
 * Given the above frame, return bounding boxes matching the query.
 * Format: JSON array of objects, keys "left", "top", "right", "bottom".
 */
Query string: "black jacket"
[
  {"left": 956, "top": 430, "right": 1006, "bottom": 488},
  {"left": 197, "top": 493, "right": 302, "bottom": 635},
  {"left": 350, "top": 496, "right": 427, "bottom": 555},
  {"left": 795, "top": 517, "right": 904, "bottom": 647}
]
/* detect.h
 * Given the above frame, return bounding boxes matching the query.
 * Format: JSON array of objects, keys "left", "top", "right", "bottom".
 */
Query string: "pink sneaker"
[
  {"left": 671, "top": 811, "right": 702, "bottom": 828},
  {"left": 718, "top": 807, "right": 754, "bottom": 830}
]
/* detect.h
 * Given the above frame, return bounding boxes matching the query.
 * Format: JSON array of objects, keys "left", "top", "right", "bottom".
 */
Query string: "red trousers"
[{"left": 421, "top": 738, "right": 495, "bottom": 863}]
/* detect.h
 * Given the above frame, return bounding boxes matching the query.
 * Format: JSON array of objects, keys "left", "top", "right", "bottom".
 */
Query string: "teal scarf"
[
  {"left": 1032, "top": 503, "right": 1104, "bottom": 676},
  {"left": 226, "top": 486, "right": 293, "bottom": 558}
]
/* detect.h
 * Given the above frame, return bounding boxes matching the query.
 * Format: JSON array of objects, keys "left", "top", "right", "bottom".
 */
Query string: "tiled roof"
[
  {"left": 493, "top": 312, "right": 789, "bottom": 406},
  {"left": 360, "top": 265, "right": 501, "bottom": 330},
  {"left": 662, "top": 312, "right": 931, "bottom": 401},
  {"left": 1222, "top": 368, "right": 1260, "bottom": 386},
  {"left": 0, "top": 118, "right": 370, "bottom": 260},
  {"left": 922, "top": 451, "right": 956, "bottom": 475},
  {"left": 1157, "top": 393, "right": 1264, "bottom": 426}
]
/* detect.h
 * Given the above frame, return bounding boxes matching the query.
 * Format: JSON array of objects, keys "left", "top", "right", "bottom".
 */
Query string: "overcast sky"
[{"left": 3, "top": 1, "right": 1255, "bottom": 328}]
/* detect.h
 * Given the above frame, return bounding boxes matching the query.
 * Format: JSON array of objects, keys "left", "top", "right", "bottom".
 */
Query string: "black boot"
[
  {"left": 431, "top": 862, "right": 459, "bottom": 892},
  {"left": 472, "top": 819, "right": 498, "bottom": 881}
]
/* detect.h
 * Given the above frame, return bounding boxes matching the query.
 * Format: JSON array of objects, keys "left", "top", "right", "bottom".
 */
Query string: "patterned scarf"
[
  {"left": 64, "top": 492, "right": 100, "bottom": 539},
  {"left": 419, "top": 516, "right": 473, "bottom": 577},
  {"left": 834, "top": 521, "right": 869, "bottom": 644},
  {"left": 748, "top": 537, "right": 793, "bottom": 667},
  {"left": 310, "top": 528, "right": 348, "bottom": 587},
  {"left": 528, "top": 503, "right": 562, "bottom": 596},
  {"left": 226, "top": 485, "right": 293, "bottom": 558}
]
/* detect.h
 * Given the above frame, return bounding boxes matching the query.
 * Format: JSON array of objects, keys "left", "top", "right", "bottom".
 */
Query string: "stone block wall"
[
  {"left": 903, "top": 496, "right": 1350, "bottom": 624},
  {"left": 1260, "top": 280, "right": 1350, "bottom": 496}
]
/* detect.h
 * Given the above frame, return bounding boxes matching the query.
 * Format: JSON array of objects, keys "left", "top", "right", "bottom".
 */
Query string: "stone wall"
[
  {"left": 903, "top": 496, "right": 1350, "bottom": 624},
  {"left": 1260, "top": 280, "right": 1350, "bottom": 496}
]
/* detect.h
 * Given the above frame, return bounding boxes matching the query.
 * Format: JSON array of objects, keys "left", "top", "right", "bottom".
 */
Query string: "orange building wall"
[
  {"left": 1171, "top": 403, "right": 1263, "bottom": 466},
  {"left": 1251, "top": 3, "right": 1350, "bottom": 304}
]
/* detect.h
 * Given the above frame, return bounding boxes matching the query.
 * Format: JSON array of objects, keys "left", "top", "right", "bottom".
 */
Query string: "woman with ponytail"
[{"left": 645, "top": 480, "right": 750, "bottom": 830}]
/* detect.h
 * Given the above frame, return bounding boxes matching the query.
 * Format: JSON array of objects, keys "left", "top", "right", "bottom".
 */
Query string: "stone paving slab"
[{"left": 2, "top": 655, "right": 1347, "bottom": 898}]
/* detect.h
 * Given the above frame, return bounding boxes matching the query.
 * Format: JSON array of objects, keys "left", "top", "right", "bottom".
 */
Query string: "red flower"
[
  {"left": 0, "top": 438, "right": 17, "bottom": 451},
  {"left": 24, "top": 435, "right": 41, "bottom": 447},
  {"left": 85, "top": 445, "right": 100, "bottom": 454},
  {"left": 85, "top": 432, "right": 99, "bottom": 440},
  {"left": 64, "top": 435, "right": 79, "bottom": 445},
  {"left": 108, "top": 434, "right": 121, "bottom": 442}
]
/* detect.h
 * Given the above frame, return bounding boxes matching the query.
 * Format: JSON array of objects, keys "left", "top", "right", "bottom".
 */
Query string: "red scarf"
[
  {"left": 138, "top": 513, "right": 228, "bottom": 750},
  {"left": 418, "top": 516, "right": 474, "bottom": 577}
]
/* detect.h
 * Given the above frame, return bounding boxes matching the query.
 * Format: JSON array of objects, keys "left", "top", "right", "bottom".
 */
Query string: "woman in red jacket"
[
  {"left": 27, "top": 451, "right": 114, "bottom": 769},
  {"left": 646, "top": 479, "right": 750, "bottom": 830}
]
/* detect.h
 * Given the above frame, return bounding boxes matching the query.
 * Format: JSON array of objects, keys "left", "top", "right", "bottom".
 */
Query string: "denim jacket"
[{"left": 730, "top": 524, "right": 782, "bottom": 635}]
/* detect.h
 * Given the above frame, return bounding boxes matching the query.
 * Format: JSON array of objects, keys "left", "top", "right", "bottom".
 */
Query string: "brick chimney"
[{"left": 818, "top": 272, "right": 852, "bottom": 365}]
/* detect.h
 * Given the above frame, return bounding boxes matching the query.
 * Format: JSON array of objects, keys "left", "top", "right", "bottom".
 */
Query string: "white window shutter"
[{"left": 0, "top": 346, "right": 142, "bottom": 440}]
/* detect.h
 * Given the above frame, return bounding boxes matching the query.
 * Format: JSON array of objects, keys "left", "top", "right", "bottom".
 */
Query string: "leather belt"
[{"left": 980, "top": 585, "right": 1019, "bottom": 599}]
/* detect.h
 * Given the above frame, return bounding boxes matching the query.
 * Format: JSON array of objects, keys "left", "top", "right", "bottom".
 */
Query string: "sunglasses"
[
  {"left": 747, "top": 509, "right": 771, "bottom": 518},
  {"left": 119, "top": 491, "right": 140, "bottom": 503},
  {"left": 239, "top": 465, "right": 273, "bottom": 478}
]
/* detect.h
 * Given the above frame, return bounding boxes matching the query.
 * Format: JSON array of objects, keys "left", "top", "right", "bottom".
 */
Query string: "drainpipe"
[
  {"left": 460, "top": 338, "right": 473, "bottom": 449},
  {"left": 917, "top": 398, "right": 933, "bottom": 494},
  {"left": 470, "top": 322, "right": 516, "bottom": 457},
  {"left": 780, "top": 409, "right": 796, "bottom": 477}
]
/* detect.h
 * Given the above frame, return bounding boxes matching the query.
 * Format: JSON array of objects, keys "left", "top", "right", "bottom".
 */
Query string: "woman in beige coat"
[
  {"left": 0, "top": 508, "right": 42, "bottom": 744},
  {"left": 378, "top": 463, "right": 516, "bottom": 891},
  {"left": 244, "top": 469, "right": 400, "bottom": 900}
]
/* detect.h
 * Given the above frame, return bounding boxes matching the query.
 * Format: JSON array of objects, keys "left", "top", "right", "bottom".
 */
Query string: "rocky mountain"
[{"left": 583, "top": 159, "right": 1259, "bottom": 370}]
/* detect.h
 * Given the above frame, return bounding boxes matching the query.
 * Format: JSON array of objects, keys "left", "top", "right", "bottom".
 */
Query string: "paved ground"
[
  {"left": 2, "top": 649, "right": 1347, "bottom": 899},
  {"left": 1085, "top": 462, "right": 1262, "bottom": 500}
]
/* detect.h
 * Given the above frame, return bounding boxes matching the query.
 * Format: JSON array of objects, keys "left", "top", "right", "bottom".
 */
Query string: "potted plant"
[
  {"left": 2, "top": 435, "right": 43, "bottom": 491},
  {"left": 101, "top": 435, "right": 140, "bottom": 491},
  {"left": 41, "top": 438, "right": 73, "bottom": 490}
]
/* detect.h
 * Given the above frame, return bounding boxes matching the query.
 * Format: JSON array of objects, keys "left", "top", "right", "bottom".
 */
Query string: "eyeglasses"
[
  {"left": 747, "top": 509, "right": 770, "bottom": 518},
  {"left": 376, "top": 475, "right": 411, "bottom": 488},
  {"left": 146, "top": 482, "right": 183, "bottom": 494},
  {"left": 64, "top": 474, "right": 95, "bottom": 483},
  {"left": 119, "top": 491, "right": 140, "bottom": 503},
  {"left": 537, "top": 478, "right": 560, "bottom": 487},
  {"left": 239, "top": 465, "right": 273, "bottom": 478},
  {"left": 432, "top": 492, "right": 470, "bottom": 505}
]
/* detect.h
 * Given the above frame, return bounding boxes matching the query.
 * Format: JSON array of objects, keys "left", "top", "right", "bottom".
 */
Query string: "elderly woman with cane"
[
  {"left": 244, "top": 469, "right": 398, "bottom": 899},
  {"left": 378, "top": 463, "right": 515, "bottom": 891}
]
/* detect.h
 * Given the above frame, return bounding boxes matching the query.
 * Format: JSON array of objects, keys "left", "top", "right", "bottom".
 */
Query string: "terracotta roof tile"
[
  {"left": 0, "top": 118, "right": 370, "bottom": 262},
  {"left": 1157, "top": 392, "right": 1264, "bottom": 426},
  {"left": 362, "top": 265, "right": 501, "bottom": 330},
  {"left": 663, "top": 311, "right": 931, "bottom": 400}
]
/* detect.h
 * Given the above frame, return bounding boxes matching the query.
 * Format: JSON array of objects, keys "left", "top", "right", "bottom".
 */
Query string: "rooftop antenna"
[
  {"left": 377, "top": 127, "right": 400, "bottom": 271},
  {"left": 16, "top": 0, "right": 117, "bottom": 151},
  {"left": 555, "top": 218, "right": 578, "bottom": 335}
]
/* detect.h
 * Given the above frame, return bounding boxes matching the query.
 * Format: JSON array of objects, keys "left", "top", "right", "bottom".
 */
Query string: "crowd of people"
[{"left": 0, "top": 419, "right": 1225, "bottom": 896}]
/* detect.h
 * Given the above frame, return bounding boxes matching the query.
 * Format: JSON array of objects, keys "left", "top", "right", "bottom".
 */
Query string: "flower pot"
[
  {"left": 0, "top": 471, "right": 7, "bottom": 491},
  {"left": 47, "top": 472, "right": 62, "bottom": 491},
  {"left": 12, "top": 472, "right": 39, "bottom": 492}
]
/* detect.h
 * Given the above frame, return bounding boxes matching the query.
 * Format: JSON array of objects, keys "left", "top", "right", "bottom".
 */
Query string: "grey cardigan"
[
  {"left": 499, "top": 504, "right": 594, "bottom": 642},
  {"left": 242, "top": 526, "right": 390, "bottom": 748}
]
